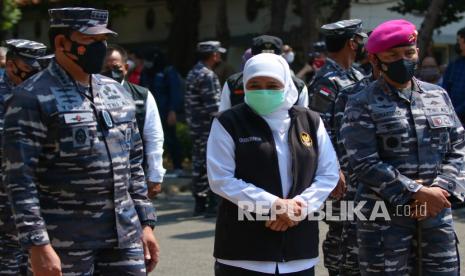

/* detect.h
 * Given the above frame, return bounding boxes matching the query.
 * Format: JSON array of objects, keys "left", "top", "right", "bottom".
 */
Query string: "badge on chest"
[
  {"left": 64, "top": 112, "right": 94, "bottom": 124},
  {"left": 428, "top": 114, "right": 455, "bottom": 128}
]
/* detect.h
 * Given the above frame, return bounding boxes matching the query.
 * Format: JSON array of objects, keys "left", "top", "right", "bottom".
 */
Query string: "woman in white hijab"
[{"left": 207, "top": 53, "right": 339, "bottom": 276}]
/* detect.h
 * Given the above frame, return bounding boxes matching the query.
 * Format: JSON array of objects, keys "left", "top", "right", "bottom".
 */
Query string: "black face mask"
[
  {"left": 66, "top": 38, "right": 107, "bottom": 74},
  {"left": 455, "top": 43, "right": 462, "bottom": 55},
  {"left": 377, "top": 56, "right": 417, "bottom": 84},
  {"left": 12, "top": 61, "right": 37, "bottom": 82},
  {"left": 355, "top": 41, "right": 367, "bottom": 62},
  {"left": 102, "top": 67, "right": 125, "bottom": 83}
]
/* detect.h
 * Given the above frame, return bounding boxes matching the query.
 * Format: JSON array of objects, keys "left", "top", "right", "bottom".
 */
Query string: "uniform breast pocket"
[
  {"left": 375, "top": 119, "right": 410, "bottom": 156},
  {"left": 426, "top": 114, "right": 454, "bottom": 153},
  {"left": 111, "top": 112, "right": 134, "bottom": 153},
  {"left": 58, "top": 121, "right": 97, "bottom": 158},
  {"left": 310, "top": 86, "right": 335, "bottom": 113}
]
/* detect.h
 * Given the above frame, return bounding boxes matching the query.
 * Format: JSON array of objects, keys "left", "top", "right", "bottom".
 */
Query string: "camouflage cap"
[
  {"left": 251, "top": 35, "right": 283, "bottom": 55},
  {"left": 5, "top": 39, "right": 48, "bottom": 68},
  {"left": 321, "top": 19, "right": 367, "bottom": 38},
  {"left": 197, "top": 41, "right": 227, "bottom": 54},
  {"left": 49, "top": 7, "right": 117, "bottom": 36}
]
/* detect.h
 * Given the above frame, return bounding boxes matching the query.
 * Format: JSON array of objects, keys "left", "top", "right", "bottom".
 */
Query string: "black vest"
[
  {"left": 123, "top": 81, "right": 148, "bottom": 134},
  {"left": 214, "top": 104, "right": 320, "bottom": 261},
  {"left": 227, "top": 72, "right": 305, "bottom": 107}
]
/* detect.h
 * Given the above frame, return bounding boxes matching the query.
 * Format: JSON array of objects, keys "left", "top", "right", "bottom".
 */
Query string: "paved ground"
[{"left": 149, "top": 193, "right": 465, "bottom": 276}]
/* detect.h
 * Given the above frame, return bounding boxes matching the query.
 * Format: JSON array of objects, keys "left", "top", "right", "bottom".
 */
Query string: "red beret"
[{"left": 366, "top": 19, "right": 417, "bottom": 54}]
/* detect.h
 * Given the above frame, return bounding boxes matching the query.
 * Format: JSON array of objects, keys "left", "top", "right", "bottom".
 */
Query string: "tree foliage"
[
  {"left": 390, "top": 0, "right": 465, "bottom": 28},
  {"left": 1, "top": 0, "right": 22, "bottom": 32}
]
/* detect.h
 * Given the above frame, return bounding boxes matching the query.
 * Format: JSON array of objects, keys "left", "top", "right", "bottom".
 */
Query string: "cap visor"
[
  {"left": 356, "top": 32, "right": 368, "bottom": 38},
  {"left": 218, "top": 47, "right": 227, "bottom": 53},
  {"left": 79, "top": 26, "right": 118, "bottom": 36},
  {"left": 37, "top": 54, "right": 55, "bottom": 61}
]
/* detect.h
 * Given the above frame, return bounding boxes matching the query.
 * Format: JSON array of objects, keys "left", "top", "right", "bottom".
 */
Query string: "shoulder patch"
[{"left": 318, "top": 86, "right": 334, "bottom": 97}]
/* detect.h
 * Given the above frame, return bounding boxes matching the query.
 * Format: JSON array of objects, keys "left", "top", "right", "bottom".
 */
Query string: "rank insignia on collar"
[{"left": 300, "top": 132, "right": 313, "bottom": 147}]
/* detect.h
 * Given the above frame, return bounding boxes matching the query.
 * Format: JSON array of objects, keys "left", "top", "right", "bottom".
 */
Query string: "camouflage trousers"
[
  {"left": 339, "top": 184, "right": 360, "bottom": 276},
  {"left": 0, "top": 191, "right": 28, "bottom": 275},
  {"left": 323, "top": 199, "right": 343, "bottom": 275},
  {"left": 190, "top": 130, "right": 210, "bottom": 198},
  {"left": 0, "top": 233, "right": 27, "bottom": 276},
  {"left": 357, "top": 208, "right": 459, "bottom": 276},
  {"left": 340, "top": 220, "right": 359, "bottom": 276},
  {"left": 28, "top": 241, "right": 146, "bottom": 276}
]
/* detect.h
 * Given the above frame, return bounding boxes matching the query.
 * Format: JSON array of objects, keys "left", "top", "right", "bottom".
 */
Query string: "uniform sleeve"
[
  {"left": 341, "top": 96, "right": 421, "bottom": 206},
  {"left": 129, "top": 112, "right": 157, "bottom": 227},
  {"left": 309, "top": 78, "right": 338, "bottom": 140},
  {"left": 431, "top": 93, "right": 465, "bottom": 195},
  {"left": 3, "top": 89, "right": 50, "bottom": 249},
  {"left": 200, "top": 72, "right": 220, "bottom": 116},
  {"left": 336, "top": 84, "right": 365, "bottom": 172},
  {"left": 294, "top": 118, "right": 339, "bottom": 213},
  {"left": 296, "top": 85, "right": 309, "bottom": 107},
  {"left": 143, "top": 92, "right": 166, "bottom": 183},
  {"left": 207, "top": 119, "right": 279, "bottom": 214},
  {"left": 219, "top": 82, "right": 232, "bottom": 112}
]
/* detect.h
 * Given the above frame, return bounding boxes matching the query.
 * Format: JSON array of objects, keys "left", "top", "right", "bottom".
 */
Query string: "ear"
[
  {"left": 54, "top": 34, "right": 67, "bottom": 52},
  {"left": 5, "top": 59, "right": 14, "bottom": 71},
  {"left": 348, "top": 39, "right": 357, "bottom": 51},
  {"left": 368, "top": 53, "right": 378, "bottom": 67},
  {"left": 123, "top": 63, "right": 129, "bottom": 75}
]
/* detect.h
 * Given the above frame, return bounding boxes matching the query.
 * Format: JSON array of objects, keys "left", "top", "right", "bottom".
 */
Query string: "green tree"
[{"left": 0, "top": 0, "right": 22, "bottom": 41}]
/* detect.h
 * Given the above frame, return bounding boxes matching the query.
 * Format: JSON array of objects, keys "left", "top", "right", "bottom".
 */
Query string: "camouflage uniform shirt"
[
  {"left": 341, "top": 77, "right": 465, "bottom": 216},
  {"left": 309, "top": 58, "right": 367, "bottom": 170},
  {"left": 2, "top": 60, "right": 156, "bottom": 250},
  {"left": 0, "top": 73, "right": 16, "bottom": 243},
  {"left": 185, "top": 61, "right": 220, "bottom": 131}
]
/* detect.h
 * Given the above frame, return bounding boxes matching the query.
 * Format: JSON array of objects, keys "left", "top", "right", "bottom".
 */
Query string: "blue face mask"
[{"left": 245, "top": 89, "right": 285, "bottom": 115}]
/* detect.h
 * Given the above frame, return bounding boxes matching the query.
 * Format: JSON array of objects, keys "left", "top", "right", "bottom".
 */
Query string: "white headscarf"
[{"left": 243, "top": 53, "right": 298, "bottom": 133}]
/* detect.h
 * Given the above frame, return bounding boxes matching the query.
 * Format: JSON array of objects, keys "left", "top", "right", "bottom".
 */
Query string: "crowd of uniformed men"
[{"left": 0, "top": 5, "right": 463, "bottom": 276}]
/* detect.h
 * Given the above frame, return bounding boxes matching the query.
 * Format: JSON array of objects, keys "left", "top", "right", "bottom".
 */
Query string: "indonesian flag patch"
[{"left": 319, "top": 87, "right": 333, "bottom": 97}]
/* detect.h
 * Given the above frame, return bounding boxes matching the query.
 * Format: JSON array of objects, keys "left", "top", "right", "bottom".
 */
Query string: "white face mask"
[{"left": 283, "top": 52, "right": 295, "bottom": 64}]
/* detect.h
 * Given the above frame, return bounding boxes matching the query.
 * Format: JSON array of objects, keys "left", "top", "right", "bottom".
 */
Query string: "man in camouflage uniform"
[
  {"left": 0, "top": 39, "right": 49, "bottom": 276},
  {"left": 308, "top": 19, "right": 368, "bottom": 276},
  {"left": 3, "top": 8, "right": 158, "bottom": 275},
  {"left": 341, "top": 19, "right": 463, "bottom": 275},
  {"left": 185, "top": 41, "right": 223, "bottom": 217}
]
